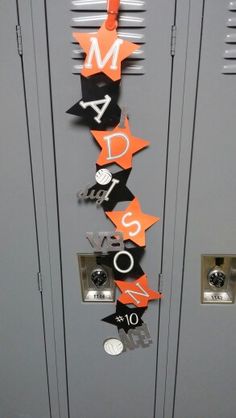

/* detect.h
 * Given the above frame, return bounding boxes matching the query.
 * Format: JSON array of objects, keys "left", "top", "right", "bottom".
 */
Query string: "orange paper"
[
  {"left": 115, "top": 274, "right": 163, "bottom": 307},
  {"left": 105, "top": 198, "right": 160, "bottom": 247},
  {"left": 91, "top": 118, "right": 149, "bottom": 170},
  {"left": 73, "top": 23, "right": 139, "bottom": 81}
]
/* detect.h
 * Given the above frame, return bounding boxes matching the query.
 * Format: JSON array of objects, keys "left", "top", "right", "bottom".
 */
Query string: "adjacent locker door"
[
  {"left": 42, "top": 1, "right": 175, "bottom": 417},
  {"left": 0, "top": 1, "right": 51, "bottom": 417},
  {"left": 173, "top": 1, "right": 236, "bottom": 417}
]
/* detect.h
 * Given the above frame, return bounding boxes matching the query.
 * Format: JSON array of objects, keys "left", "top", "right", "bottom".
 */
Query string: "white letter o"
[{"left": 113, "top": 250, "right": 134, "bottom": 274}]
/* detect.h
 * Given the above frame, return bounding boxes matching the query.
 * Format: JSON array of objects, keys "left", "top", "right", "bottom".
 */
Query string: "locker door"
[
  {"left": 172, "top": 1, "right": 236, "bottom": 417},
  {"left": 0, "top": 1, "right": 51, "bottom": 417},
  {"left": 30, "top": 0, "right": 175, "bottom": 417}
]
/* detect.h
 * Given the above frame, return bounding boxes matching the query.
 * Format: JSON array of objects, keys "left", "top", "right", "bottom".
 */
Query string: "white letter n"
[{"left": 125, "top": 283, "right": 149, "bottom": 305}]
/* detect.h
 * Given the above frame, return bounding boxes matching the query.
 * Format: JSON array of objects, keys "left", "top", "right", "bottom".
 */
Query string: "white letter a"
[{"left": 80, "top": 95, "right": 111, "bottom": 124}]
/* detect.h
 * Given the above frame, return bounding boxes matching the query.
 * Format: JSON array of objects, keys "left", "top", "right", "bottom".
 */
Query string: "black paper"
[
  {"left": 102, "top": 301, "right": 146, "bottom": 333},
  {"left": 101, "top": 246, "right": 145, "bottom": 280},
  {"left": 90, "top": 167, "right": 134, "bottom": 211},
  {"left": 66, "top": 75, "right": 121, "bottom": 129}
]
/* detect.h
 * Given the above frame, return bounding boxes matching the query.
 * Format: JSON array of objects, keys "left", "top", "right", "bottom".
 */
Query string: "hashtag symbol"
[{"left": 115, "top": 316, "right": 124, "bottom": 323}]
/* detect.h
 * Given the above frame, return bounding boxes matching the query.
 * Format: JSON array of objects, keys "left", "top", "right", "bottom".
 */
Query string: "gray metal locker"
[
  {"left": 169, "top": 0, "right": 236, "bottom": 417},
  {"left": 0, "top": 1, "right": 51, "bottom": 417},
  {"left": 17, "top": 0, "right": 176, "bottom": 417},
  {"left": 155, "top": 0, "right": 236, "bottom": 417},
  {"left": 2, "top": 0, "right": 236, "bottom": 417}
]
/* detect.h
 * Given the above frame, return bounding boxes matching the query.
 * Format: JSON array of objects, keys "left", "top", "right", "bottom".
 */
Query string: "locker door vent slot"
[
  {"left": 70, "top": 0, "right": 146, "bottom": 75},
  {"left": 223, "top": 2, "right": 236, "bottom": 73}
]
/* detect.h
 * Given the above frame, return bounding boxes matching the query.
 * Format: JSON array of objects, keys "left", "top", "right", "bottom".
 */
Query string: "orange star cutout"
[
  {"left": 105, "top": 198, "right": 160, "bottom": 247},
  {"left": 73, "top": 23, "right": 139, "bottom": 81},
  {"left": 91, "top": 118, "right": 150, "bottom": 170},
  {"left": 115, "top": 275, "right": 163, "bottom": 307}
]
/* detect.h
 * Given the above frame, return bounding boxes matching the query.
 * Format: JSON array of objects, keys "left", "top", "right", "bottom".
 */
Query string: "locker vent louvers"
[
  {"left": 222, "top": 1, "right": 236, "bottom": 73},
  {"left": 70, "top": 0, "right": 146, "bottom": 75}
]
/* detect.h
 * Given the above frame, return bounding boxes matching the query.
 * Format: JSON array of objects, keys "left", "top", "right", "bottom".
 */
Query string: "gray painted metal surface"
[
  {"left": 71, "top": 13, "right": 146, "bottom": 27},
  {"left": 34, "top": 0, "right": 175, "bottom": 417},
  {"left": 0, "top": 1, "right": 51, "bottom": 417},
  {"left": 71, "top": 0, "right": 146, "bottom": 12},
  {"left": 3, "top": 0, "right": 235, "bottom": 417},
  {"left": 155, "top": 1, "right": 205, "bottom": 417},
  {"left": 17, "top": 0, "right": 70, "bottom": 415}
]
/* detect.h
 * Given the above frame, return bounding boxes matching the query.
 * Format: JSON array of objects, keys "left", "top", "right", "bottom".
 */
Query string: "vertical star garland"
[{"left": 67, "top": 0, "right": 163, "bottom": 353}]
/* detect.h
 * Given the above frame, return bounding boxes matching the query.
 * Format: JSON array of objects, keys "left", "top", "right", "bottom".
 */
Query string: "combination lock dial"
[
  {"left": 208, "top": 268, "right": 226, "bottom": 288},
  {"left": 91, "top": 267, "right": 108, "bottom": 288}
]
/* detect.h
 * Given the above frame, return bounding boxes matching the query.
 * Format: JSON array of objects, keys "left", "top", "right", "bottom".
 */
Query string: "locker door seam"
[
  {"left": 15, "top": 0, "right": 53, "bottom": 417},
  {"left": 171, "top": 1, "right": 206, "bottom": 417},
  {"left": 43, "top": 1, "right": 71, "bottom": 417},
  {"left": 153, "top": 2, "right": 178, "bottom": 418}
]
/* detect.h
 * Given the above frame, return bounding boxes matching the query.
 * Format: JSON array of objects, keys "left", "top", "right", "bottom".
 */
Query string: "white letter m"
[{"left": 85, "top": 37, "right": 123, "bottom": 70}]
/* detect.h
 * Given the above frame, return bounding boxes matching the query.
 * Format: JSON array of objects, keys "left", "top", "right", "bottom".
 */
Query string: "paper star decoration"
[
  {"left": 73, "top": 23, "right": 139, "bottom": 81},
  {"left": 115, "top": 274, "right": 163, "bottom": 308},
  {"left": 102, "top": 246, "right": 144, "bottom": 280},
  {"left": 88, "top": 167, "right": 134, "bottom": 211},
  {"left": 91, "top": 117, "right": 150, "bottom": 169},
  {"left": 66, "top": 76, "right": 121, "bottom": 130},
  {"left": 106, "top": 198, "right": 160, "bottom": 247},
  {"left": 102, "top": 301, "right": 146, "bottom": 333}
]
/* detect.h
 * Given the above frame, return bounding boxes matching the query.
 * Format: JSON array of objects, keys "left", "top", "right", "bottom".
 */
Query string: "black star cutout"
[
  {"left": 101, "top": 246, "right": 144, "bottom": 280},
  {"left": 66, "top": 75, "right": 121, "bottom": 129},
  {"left": 102, "top": 301, "right": 146, "bottom": 333},
  {"left": 89, "top": 168, "right": 134, "bottom": 211}
]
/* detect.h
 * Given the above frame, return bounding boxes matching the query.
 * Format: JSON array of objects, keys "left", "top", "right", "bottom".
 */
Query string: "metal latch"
[
  {"left": 170, "top": 25, "right": 176, "bottom": 56},
  {"left": 16, "top": 25, "right": 23, "bottom": 56}
]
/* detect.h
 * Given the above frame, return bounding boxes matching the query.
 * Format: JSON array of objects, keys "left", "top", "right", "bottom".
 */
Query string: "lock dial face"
[
  {"left": 208, "top": 268, "right": 226, "bottom": 288},
  {"left": 91, "top": 267, "right": 108, "bottom": 288}
]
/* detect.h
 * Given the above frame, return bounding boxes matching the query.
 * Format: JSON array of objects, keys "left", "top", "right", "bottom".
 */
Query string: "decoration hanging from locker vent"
[{"left": 67, "top": 0, "right": 163, "bottom": 356}]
